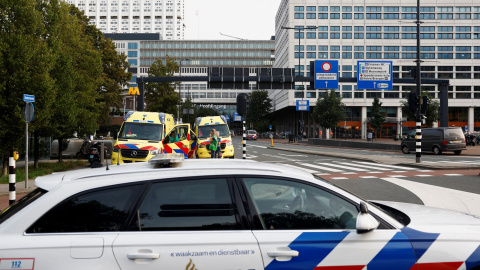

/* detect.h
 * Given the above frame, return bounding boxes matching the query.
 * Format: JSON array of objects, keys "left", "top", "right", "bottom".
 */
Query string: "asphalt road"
[{"left": 235, "top": 137, "right": 480, "bottom": 216}]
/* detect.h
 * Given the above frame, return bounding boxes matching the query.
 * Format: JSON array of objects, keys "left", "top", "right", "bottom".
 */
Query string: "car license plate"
[
  {"left": 453, "top": 140, "right": 460, "bottom": 143},
  {"left": 90, "top": 155, "right": 94, "bottom": 158}
]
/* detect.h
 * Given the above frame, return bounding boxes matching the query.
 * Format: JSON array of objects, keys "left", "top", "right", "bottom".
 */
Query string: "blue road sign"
[
  {"left": 296, "top": 100, "right": 309, "bottom": 111},
  {"left": 313, "top": 60, "right": 339, "bottom": 89},
  {"left": 23, "top": 94, "right": 35, "bottom": 102},
  {"left": 357, "top": 61, "right": 393, "bottom": 90},
  {"left": 224, "top": 115, "right": 230, "bottom": 121},
  {"left": 233, "top": 112, "right": 242, "bottom": 122}
]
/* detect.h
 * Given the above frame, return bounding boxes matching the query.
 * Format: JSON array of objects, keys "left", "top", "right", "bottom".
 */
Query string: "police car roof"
[{"left": 34, "top": 159, "right": 315, "bottom": 192}]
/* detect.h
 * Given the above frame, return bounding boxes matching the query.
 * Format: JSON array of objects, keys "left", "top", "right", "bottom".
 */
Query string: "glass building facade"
[{"left": 273, "top": 0, "right": 480, "bottom": 138}]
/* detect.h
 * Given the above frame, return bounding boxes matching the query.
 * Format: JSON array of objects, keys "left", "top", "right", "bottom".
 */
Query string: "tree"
[
  {"left": 144, "top": 56, "right": 179, "bottom": 114},
  {"left": 369, "top": 97, "right": 386, "bottom": 139},
  {"left": 249, "top": 90, "right": 273, "bottom": 132},
  {"left": 49, "top": 3, "right": 103, "bottom": 162},
  {"left": 400, "top": 91, "right": 440, "bottom": 127},
  {"left": 0, "top": 0, "right": 56, "bottom": 173},
  {"left": 80, "top": 20, "right": 131, "bottom": 127},
  {"left": 312, "top": 90, "right": 345, "bottom": 132}
]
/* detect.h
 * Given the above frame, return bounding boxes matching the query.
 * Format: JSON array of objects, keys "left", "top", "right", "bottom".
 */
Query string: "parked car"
[{"left": 401, "top": 127, "right": 466, "bottom": 155}]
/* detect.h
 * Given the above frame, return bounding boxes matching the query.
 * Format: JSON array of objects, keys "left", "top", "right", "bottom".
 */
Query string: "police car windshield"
[
  {"left": 119, "top": 122, "right": 164, "bottom": 141},
  {"left": 198, "top": 124, "right": 229, "bottom": 138}
]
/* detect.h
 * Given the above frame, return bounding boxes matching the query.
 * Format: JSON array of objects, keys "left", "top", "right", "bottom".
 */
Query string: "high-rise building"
[
  {"left": 65, "top": 0, "right": 184, "bottom": 40},
  {"left": 272, "top": 0, "right": 480, "bottom": 138}
]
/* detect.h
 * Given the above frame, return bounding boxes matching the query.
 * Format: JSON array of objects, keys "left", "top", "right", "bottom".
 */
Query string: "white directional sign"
[{"left": 357, "top": 61, "right": 393, "bottom": 89}]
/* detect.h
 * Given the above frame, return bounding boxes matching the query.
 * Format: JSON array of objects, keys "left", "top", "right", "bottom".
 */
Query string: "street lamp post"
[
  {"left": 281, "top": 26, "right": 316, "bottom": 139},
  {"left": 178, "top": 58, "right": 191, "bottom": 124}
]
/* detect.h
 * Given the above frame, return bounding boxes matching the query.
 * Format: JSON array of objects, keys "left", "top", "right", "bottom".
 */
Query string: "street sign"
[
  {"left": 296, "top": 100, "right": 309, "bottom": 111},
  {"left": 465, "top": 125, "right": 469, "bottom": 132},
  {"left": 233, "top": 112, "right": 242, "bottom": 122},
  {"left": 128, "top": 86, "right": 140, "bottom": 95},
  {"left": 224, "top": 115, "right": 230, "bottom": 121},
  {"left": 23, "top": 94, "right": 35, "bottom": 102},
  {"left": 313, "top": 60, "right": 339, "bottom": 89},
  {"left": 357, "top": 61, "right": 393, "bottom": 90},
  {"left": 24, "top": 102, "right": 34, "bottom": 123}
]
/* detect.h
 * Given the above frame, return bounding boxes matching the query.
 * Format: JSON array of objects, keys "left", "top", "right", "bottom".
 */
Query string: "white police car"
[{"left": 1, "top": 155, "right": 480, "bottom": 270}]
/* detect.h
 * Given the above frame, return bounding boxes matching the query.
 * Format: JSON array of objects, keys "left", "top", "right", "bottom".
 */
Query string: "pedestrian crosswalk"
[
  {"left": 274, "top": 160, "right": 471, "bottom": 179},
  {"left": 283, "top": 160, "right": 415, "bottom": 175}
]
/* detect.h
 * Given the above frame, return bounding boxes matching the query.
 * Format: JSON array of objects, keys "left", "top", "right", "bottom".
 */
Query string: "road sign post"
[{"left": 23, "top": 94, "right": 35, "bottom": 189}]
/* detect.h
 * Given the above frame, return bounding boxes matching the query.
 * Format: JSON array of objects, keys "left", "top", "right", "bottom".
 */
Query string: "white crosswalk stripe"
[
  {"left": 316, "top": 162, "right": 370, "bottom": 172},
  {"left": 336, "top": 162, "right": 392, "bottom": 171},
  {"left": 350, "top": 161, "right": 415, "bottom": 171},
  {"left": 298, "top": 163, "right": 345, "bottom": 172}
]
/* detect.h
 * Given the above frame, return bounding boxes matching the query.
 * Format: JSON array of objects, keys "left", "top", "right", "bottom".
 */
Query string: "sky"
[{"left": 183, "top": 0, "right": 282, "bottom": 40}]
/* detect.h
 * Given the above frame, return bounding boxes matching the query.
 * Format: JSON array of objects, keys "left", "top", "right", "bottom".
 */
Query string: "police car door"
[
  {"left": 112, "top": 177, "right": 264, "bottom": 270},
  {"left": 163, "top": 125, "right": 191, "bottom": 158},
  {"left": 240, "top": 177, "right": 417, "bottom": 270}
]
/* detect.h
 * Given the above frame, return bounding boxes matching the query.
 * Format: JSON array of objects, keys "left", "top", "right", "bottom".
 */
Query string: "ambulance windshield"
[
  {"left": 198, "top": 124, "right": 229, "bottom": 138},
  {"left": 119, "top": 122, "right": 164, "bottom": 141}
]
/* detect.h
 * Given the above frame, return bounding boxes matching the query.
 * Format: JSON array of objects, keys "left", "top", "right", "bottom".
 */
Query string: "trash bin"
[{"left": 288, "top": 134, "right": 293, "bottom": 143}]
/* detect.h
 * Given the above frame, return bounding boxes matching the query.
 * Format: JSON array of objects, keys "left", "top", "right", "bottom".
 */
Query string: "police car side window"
[
  {"left": 27, "top": 185, "right": 143, "bottom": 233},
  {"left": 242, "top": 178, "right": 358, "bottom": 230},
  {"left": 133, "top": 178, "right": 240, "bottom": 231}
]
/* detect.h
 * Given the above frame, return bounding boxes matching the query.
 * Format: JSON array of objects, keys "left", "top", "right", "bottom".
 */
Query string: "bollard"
[
  {"left": 9, "top": 149, "right": 16, "bottom": 205},
  {"left": 242, "top": 120, "right": 246, "bottom": 159}
]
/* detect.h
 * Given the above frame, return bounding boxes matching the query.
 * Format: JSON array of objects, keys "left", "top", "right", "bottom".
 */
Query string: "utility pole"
[{"left": 415, "top": 0, "right": 423, "bottom": 163}]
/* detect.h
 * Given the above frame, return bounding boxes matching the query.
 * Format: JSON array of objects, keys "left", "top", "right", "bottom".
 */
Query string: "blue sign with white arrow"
[
  {"left": 357, "top": 61, "right": 393, "bottom": 90},
  {"left": 313, "top": 60, "right": 339, "bottom": 89}
]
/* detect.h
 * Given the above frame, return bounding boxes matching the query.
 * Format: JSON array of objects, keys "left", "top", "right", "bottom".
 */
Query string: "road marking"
[
  {"left": 360, "top": 176, "right": 378, "bottom": 179},
  {"left": 415, "top": 174, "right": 433, "bottom": 177},
  {"left": 316, "top": 162, "right": 369, "bottom": 172},
  {"left": 367, "top": 171, "right": 383, "bottom": 174},
  {"left": 278, "top": 153, "right": 308, "bottom": 157},
  {"left": 351, "top": 161, "right": 415, "bottom": 171},
  {"left": 387, "top": 175, "right": 407, "bottom": 178},
  {"left": 444, "top": 174, "right": 462, "bottom": 176},
  {"left": 380, "top": 177, "right": 480, "bottom": 216},
  {"left": 417, "top": 169, "right": 434, "bottom": 172},
  {"left": 391, "top": 170, "right": 407, "bottom": 173},
  {"left": 248, "top": 145, "right": 267, "bottom": 149},
  {"left": 315, "top": 173, "right": 331, "bottom": 176},
  {"left": 331, "top": 177, "right": 349, "bottom": 180},
  {"left": 282, "top": 163, "right": 319, "bottom": 174},
  {"left": 341, "top": 172, "right": 358, "bottom": 175},
  {"left": 298, "top": 163, "right": 344, "bottom": 172},
  {"left": 335, "top": 162, "right": 392, "bottom": 171}
]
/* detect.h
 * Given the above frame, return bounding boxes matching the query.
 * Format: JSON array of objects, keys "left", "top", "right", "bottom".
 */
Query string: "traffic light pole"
[{"left": 415, "top": 0, "right": 422, "bottom": 163}]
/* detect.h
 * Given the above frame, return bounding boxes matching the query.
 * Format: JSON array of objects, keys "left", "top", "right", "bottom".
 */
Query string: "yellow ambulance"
[
  {"left": 112, "top": 111, "right": 195, "bottom": 164},
  {"left": 194, "top": 115, "right": 234, "bottom": 158}
]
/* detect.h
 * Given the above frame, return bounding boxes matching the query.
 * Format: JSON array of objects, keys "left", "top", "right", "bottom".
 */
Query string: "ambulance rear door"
[{"left": 163, "top": 124, "right": 192, "bottom": 158}]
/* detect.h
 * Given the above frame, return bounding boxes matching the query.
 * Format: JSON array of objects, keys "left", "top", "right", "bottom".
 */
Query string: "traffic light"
[
  {"left": 410, "top": 68, "right": 417, "bottom": 79},
  {"left": 422, "top": 95, "right": 429, "bottom": 115},
  {"left": 408, "top": 91, "right": 418, "bottom": 114},
  {"left": 236, "top": 93, "right": 249, "bottom": 116}
]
